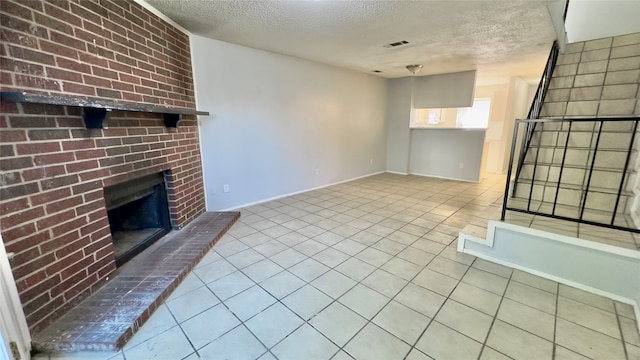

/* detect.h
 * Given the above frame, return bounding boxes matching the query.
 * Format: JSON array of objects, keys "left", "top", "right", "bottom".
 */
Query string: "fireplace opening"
[{"left": 104, "top": 172, "right": 171, "bottom": 267}]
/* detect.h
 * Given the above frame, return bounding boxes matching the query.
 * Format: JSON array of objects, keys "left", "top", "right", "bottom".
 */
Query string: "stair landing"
[
  {"left": 31, "top": 211, "right": 240, "bottom": 352},
  {"left": 462, "top": 203, "right": 639, "bottom": 250}
]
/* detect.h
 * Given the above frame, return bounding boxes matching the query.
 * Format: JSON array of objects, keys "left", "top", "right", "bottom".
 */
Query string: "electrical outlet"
[
  {"left": 315, "top": 168, "right": 320, "bottom": 175},
  {"left": 223, "top": 184, "right": 230, "bottom": 193},
  {"left": 370, "top": 159, "right": 373, "bottom": 165},
  {"left": 459, "top": 162, "right": 464, "bottom": 169}
]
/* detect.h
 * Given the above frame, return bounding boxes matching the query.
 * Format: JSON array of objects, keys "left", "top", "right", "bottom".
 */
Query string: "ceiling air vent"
[{"left": 387, "top": 40, "right": 409, "bottom": 47}]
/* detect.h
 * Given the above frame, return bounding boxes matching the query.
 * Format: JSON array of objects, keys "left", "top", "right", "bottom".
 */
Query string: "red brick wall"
[
  {"left": 0, "top": 0, "right": 194, "bottom": 107},
  {"left": 0, "top": 0, "right": 206, "bottom": 333}
]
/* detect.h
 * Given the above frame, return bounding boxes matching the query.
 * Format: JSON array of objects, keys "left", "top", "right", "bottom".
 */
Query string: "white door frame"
[{"left": 0, "top": 234, "right": 31, "bottom": 360}]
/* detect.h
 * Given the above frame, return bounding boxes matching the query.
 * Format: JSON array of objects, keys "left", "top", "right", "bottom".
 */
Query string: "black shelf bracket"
[
  {"left": 83, "top": 107, "right": 111, "bottom": 129},
  {"left": 163, "top": 113, "right": 182, "bottom": 128}
]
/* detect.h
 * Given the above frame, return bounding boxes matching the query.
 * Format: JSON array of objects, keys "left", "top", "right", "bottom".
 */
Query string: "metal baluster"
[
  {"left": 514, "top": 42, "right": 558, "bottom": 196},
  {"left": 502, "top": 120, "right": 522, "bottom": 221},
  {"left": 553, "top": 121, "right": 572, "bottom": 215},
  {"left": 579, "top": 120, "right": 603, "bottom": 221},
  {"left": 527, "top": 122, "right": 544, "bottom": 212},
  {"left": 513, "top": 122, "right": 535, "bottom": 197}
]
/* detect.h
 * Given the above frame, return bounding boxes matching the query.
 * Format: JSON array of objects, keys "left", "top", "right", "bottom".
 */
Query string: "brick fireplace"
[
  {"left": 0, "top": 0, "right": 207, "bottom": 334},
  {"left": 104, "top": 171, "right": 172, "bottom": 266}
]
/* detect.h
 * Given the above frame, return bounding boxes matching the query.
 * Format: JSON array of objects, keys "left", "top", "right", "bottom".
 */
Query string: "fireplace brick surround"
[{"left": 0, "top": 0, "right": 207, "bottom": 334}]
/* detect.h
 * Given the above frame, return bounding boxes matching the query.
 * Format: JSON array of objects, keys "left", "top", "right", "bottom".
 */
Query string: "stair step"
[
  {"left": 505, "top": 197, "right": 634, "bottom": 229},
  {"left": 531, "top": 119, "right": 639, "bottom": 133},
  {"left": 521, "top": 161, "right": 636, "bottom": 174},
  {"left": 515, "top": 179, "right": 634, "bottom": 196},
  {"left": 534, "top": 128, "right": 639, "bottom": 134},
  {"left": 517, "top": 164, "right": 637, "bottom": 191},
  {"left": 527, "top": 144, "right": 635, "bottom": 152},
  {"left": 511, "top": 183, "right": 632, "bottom": 214},
  {"left": 522, "top": 148, "right": 638, "bottom": 170},
  {"left": 527, "top": 129, "right": 636, "bottom": 151}
]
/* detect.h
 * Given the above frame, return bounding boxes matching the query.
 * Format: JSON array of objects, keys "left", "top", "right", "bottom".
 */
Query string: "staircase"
[
  {"left": 458, "top": 31, "right": 640, "bottom": 331},
  {"left": 507, "top": 32, "right": 640, "bottom": 232}
]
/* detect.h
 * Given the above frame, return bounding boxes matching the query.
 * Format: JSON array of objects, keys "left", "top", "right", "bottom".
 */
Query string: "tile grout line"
[
  {"left": 113, "top": 173, "right": 637, "bottom": 360},
  {"left": 551, "top": 281, "right": 560, "bottom": 360},
  {"left": 231, "top": 181, "right": 486, "bottom": 358},
  {"left": 402, "top": 245, "right": 475, "bottom": 360},
  {"left": 188, "top": 260, "right": 280, "bottom": 360},
  {"left": 615, "top": 298, "right": 631, "bottom": 360},
  {"left": 475, "top": 268, "right": 515, "bottom": 360},
  {"left": 337, "top": 234, "right": 457, "bottom": 360}
]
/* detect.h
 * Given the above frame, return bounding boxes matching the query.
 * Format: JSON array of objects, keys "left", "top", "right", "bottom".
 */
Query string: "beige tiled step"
[
  {"left": 521, "top": 160, "right": 636, "bottom": 173},
  {"left": 534, "top": 120, "right": 638, "bottom": 132},
  {"left": 518, "top": 165, "right": 635, "bottom": 190},
  {"left": 512, "top": 181, "right": 632, "bottom": 213},
  {"left": 487, "top": 210, "right": 639, "bottom": 248},
  {"left": 523, "top": 147, "right": 636, "bottom": 168},
  {"left": 460, "top": 224, "right": 488, "bottom": 239},
  {"left": 514, "top": 179, "right": 634, "bottom": 197},
  {"left": 505, "top": 197, "right": 636, "bottom": 230},
  {"left": 530, "top": 130, "right": 636, "bottom": 150}
]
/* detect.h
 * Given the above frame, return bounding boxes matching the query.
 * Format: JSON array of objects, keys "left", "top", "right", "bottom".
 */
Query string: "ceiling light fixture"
[
  {"left": 407, "top": 65, "right": 424, "bottom": 119},
  {"left": 406, "top": 64, "right": 423, "bottom": 75}
]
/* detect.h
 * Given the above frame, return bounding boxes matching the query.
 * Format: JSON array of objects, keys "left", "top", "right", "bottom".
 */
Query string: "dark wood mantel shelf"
[{"left": 0, "top": 92, "right": 209, "bottom": 129}]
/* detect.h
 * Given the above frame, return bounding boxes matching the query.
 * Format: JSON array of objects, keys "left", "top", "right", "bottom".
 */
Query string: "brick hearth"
[{"left": 31, "top": 212, "right": 239, "bottom": 352}]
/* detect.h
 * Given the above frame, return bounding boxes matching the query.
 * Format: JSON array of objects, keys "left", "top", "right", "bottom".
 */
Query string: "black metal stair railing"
[
  {"left": 511, "top": 41, "right": 560, "bottom": 197},
  {"left": 502, "top": 117, "right": 640, "bottom": 233}
]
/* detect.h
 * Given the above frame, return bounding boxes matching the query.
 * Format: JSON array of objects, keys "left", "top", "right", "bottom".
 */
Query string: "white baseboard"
[
  {"left": 409, "top": 171, "right": 479, "bottom": 183},
  {"left": 217, "top": 169, "right": 480, "bottom": 211},
  {"left": 219, "top": 171, "right": 385, "bottom": 211}
]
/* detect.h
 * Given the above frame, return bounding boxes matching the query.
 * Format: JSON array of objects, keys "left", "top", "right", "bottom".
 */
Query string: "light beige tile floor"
[{"left": 35, "top": 173, "right": 640, "bottom": 360}]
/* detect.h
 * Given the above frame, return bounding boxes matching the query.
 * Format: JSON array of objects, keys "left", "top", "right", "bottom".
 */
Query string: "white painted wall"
[
  {"left": 413, "top": 70, "right": 476, "bottom": 108},
  {"left": 191, "top": 35, "right": 387, "bottom": 210},
  {"left": 410, "top": 129, "right": 486, "bottom": 182},
  {"left": 498, "top": 77, "right": 536, "bottom": 173},
  {"left": 546, "top": 0, "right": 568, "bottom": 51},
  {"left": 565, "top": 0, "right": 640, "bottom": 43},
  {"left": 385, "top": 78, "right": 413, "bottom": 174},
  {"left": 477, "top": 84, "right": 510, "bottom": 174}
]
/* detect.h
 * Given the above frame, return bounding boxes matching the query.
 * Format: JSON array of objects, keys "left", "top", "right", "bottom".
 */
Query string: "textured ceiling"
[{"left": 145, "top": 0, "right": 559, "bottom": 84}]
